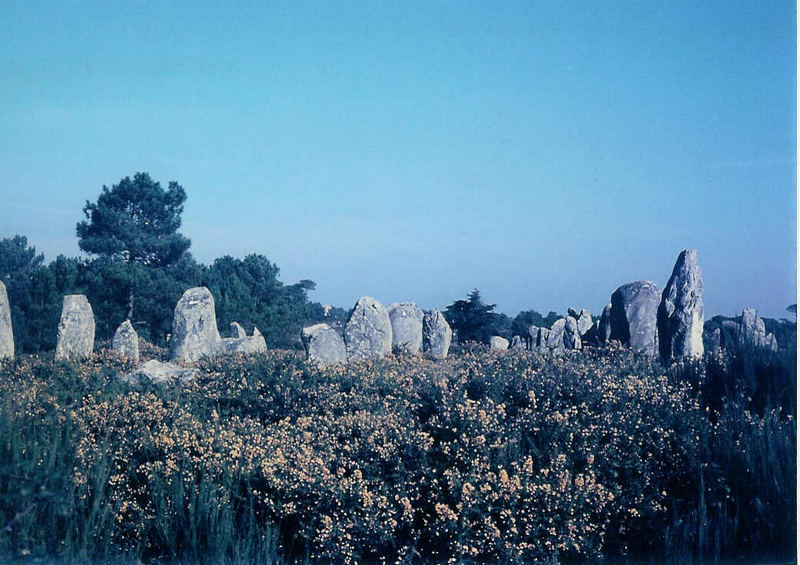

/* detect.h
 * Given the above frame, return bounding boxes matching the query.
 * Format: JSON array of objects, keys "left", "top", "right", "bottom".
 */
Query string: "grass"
[{"left": 0, "top": 341, "right": 795, "bottom": 564}]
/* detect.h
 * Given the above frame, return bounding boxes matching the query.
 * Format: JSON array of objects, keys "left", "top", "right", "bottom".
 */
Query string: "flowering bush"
[{"left": 0, "top": 343, "right": 795, "bottom": 564}]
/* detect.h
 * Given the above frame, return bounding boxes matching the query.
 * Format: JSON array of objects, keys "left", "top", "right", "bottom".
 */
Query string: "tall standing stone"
[
  {"left": 344, "top": 296, "right": 392, "bottom": 361},
  {"left": 302, "top": 323, "right": 347, "bottom": 365},
  {"left": 112, "top": 319, "right": 139, "bottom": 363},
  {"left": 546, "top": 318, "right": 567, "bottom": 353},
  {"left": 564, "top": 316, "right": 582, "bottom": 350},
  {"left": 55, "top": 294, "right": 95, "bottom": 361},
  {"left": 598, "top": 304, "right": 612, "bottom": 343},
  {"left": 169, "top": 287, "right": 221, "bottom": 363},
  {"left": 610, "top": 281, "right": 660, "bottom": 354},
  {"left": 0, "top": 281, "right": 13, "bottom": 359},
  {"left": 387, "top": 302, "right": 424, "bottom": 354},
  {"left": 423, "top": 309, "right": 452, "bottom": 360},
  {"left": 658, "top": 249, "right": 704, "bottom": 362}
]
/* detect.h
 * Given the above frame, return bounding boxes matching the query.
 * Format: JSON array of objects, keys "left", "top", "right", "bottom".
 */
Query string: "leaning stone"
[
  {"left": 230, "top": 321, "right": 247, "bottom": 338},
  {"left": 123, "top": 360, "right": 199, "bottom": 385},
  {"left": 169, "top": 287, "right": 221, "bottom": 363},
  {"left": 112, "top": 319, "right": 139, "bottom": 363},
  {"left": 302, "top": 323, "right": 347, "bottom": 365},
  {"left": 610, "top": 281, "right": 660, "bottom": 355},
  {"left": 0, "top": 281, "right": 13, "bottom": 359},
  {"left": 423, "top": 309, "right": 452, "bottom": 360},
  {"left": 564, "top": 316, "right": 582, "bottom": 350},
  {"left": 55, "top": 295, "right": 95, "bottom": 361},
  {"left": 658, "top": 249, "right": 704, "bottom": 362},
  {"left": 387, "top": 302, "right": 424, "bottom": 354},
  {"left": 489, "top": 336, "right": 509, "bottom": 350},
  {"left": 345, "top": 297, "right": 393, "bottom": 361}
]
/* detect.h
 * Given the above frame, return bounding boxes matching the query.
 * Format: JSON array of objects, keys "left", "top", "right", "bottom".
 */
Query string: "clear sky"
[{"left": 1, "top": 2, "right": 796, "bottom": 319}]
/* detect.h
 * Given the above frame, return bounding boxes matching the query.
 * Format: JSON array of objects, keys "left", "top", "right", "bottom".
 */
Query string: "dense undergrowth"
[{"left": 0, "top": 342, "right": 795, "bottom": 564}]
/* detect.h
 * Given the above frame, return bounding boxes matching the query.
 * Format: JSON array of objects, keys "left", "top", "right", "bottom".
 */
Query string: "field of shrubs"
[{"left": 0, "top": 342, "right": 795, "bottom": 564}]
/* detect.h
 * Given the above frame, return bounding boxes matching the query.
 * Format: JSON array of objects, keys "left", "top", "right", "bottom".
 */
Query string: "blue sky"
[{"left": 1, "top": 2, "right": 795, "bottom": 318}]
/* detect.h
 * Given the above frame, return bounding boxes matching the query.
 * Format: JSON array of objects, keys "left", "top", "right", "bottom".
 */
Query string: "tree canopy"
[{"left": 444, "top": 289, "right": 500, "bottom": 344}]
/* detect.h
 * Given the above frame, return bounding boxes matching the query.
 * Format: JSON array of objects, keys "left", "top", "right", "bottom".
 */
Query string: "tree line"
[{"left": 0, "top": 172, "right": 555, "bottom": 354}]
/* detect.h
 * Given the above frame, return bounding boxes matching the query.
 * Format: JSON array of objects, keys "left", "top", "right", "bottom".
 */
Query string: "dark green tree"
[
  {"left": 76, "top": 172, "right": 191, "bottom": 320},
  {"left": 443, "top": 289, "right": 500, "bottom": 344},
  {"left": 511, "top": 309, "right": 560, "bottom": 337}
]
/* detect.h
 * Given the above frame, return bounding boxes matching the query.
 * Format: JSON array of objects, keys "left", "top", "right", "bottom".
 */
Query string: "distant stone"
[
  {"left": 576, "top": 309, "right": 593, "bottom": 336},
  {"left": 344, "top": 297, "right": 392, "bottom": 361},
  {"left": 489, "top": 336, "right": 509, "bottom": 350},
  {"left": 739, "top": 308, "right": 767, "bottom": 347},
  {"left": 387, "top": 302, "right": 424, "bottom": 354},
  {"left": 123, "top": 360, "right": 199, "bottom": 384},
  {"left": 55, "top": 295, "right": 95, "bottom": 361},
  {"left": 112, "top": 319, "right": 139, "bottom": 363},
  {"left": 169, "top": 287, "right": 221, "bottom": 363},
  {"left": 598, "top": 304, "right": 612, "bottom": 343},
  {"left": 510, "top": 335, "right": 526, "bottom": 350},
  {"left": 658, "top": 249, "right": 704, "bottom": 362},
  {"left": 610, "top": 281, "right": 660, "bottom": 354},
  {"left": 230, "top": 322, "right": 247, "bottom": 338},
  {"left": 707, "top": 328, "right": 721, "bottom": 353},
  {"left": 217, "top": 325, "right": 267, "bottom": 355},
  {"left": 564, "top": 316, "right": 582, "bottom": 350},
  {"left": 765, "top": 333, "right": 779, "bottom": 352},
  {"left": 423, "top": 309, "right": 452, "bottom": 360},
  {"left": 302, "top": 323, "right": 347, "bottom": 365},
  {"left": 0, "top": 281, "right": 13, "bottom": 359},
  {"left": 546, "top": 318, "right": 567, "bottom": 353}
]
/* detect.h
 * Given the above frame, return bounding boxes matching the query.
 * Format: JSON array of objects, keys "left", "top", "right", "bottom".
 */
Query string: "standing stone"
[
  {"left": 564, "top": 316, "right": 582, "bottom": 350},
  {"left": 598, "top": 304, "right": 612, "bottom": 343},
  {"left": 112, "top": 319, "right": 139, "bottom": 363},
  {"left": 489, "top": 336, "right": 509, "bottom": 350},
  {"left": 302, "top": 323, "right": 346, "bottom": 365},
  {"left": 610, "top": 281, "right": 660, "bottom": 354},
  {"left": 55, "top": 294, "right": 95, "bottom": 361},
  {"left": 707, "top": 328, "right": 722, "bottom": 353},
  {"left": 738, "top": 308, "right": 778, "bottom": 350},
  {"left": 526, "top": 325, "right": 541, "bottom": 350},
  {"left": 230, "top": 321, "right": 247, "bottom": 338},
  {"left": 658, "top": 249, "right": 705, "bottom": 362},
  {"left": 0, "top": 281, "right": 13, "bottom": 359},
  {"left": 536, "top": 327, "right": 551, "bottom": 352},
  {"left": 575, "top": 309, "right": 593, "bottom": 336},
  {"left": 423, "top": 309, "right": 452, "bottom": 360},
  {"left": 344, "top": 296, "right": 392, "bottom": 361},
  {"left": 169, "top": 287, "right": 221, "bottom": 363},
  {"left": 546, "top": 318, "right": 567, "bottom": 353},
  {"left": 387, "top": 302, "right": 424, "bottom": 354},
  {"left": 510, "top": 335, "right": 526, "bottom": 350}
]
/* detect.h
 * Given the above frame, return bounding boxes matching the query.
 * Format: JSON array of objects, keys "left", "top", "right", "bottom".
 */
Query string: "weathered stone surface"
[
  {"left": 598, "top": 304, "right": 612, "bottom": 343},
  {"left": 230, "top": 322, "right": 247, "bottom": 338},
  {"left": 302, "top": 323, "right": 347, "bottom": 365},
  {"left": 564, "top": 316, "right": 582, "bottom": 350},
  {"left": 526, "top": 325, "right": 541, "bottom": 350},
  {"left": 423, "top": 309, "right": 452, "bottom": 360},
  {"left": 112, "top": 319, "right": 139, "bottom": 363},
  {"left": 575, "top": 309, "right": 593, "bottom": 336},
  {"left": 55, "top": 295, "right": 95, "bottom": 361},
  {"left": 489, "top": 336, "right": 509, "bottom": 350},
  {"left": 169, "top": 287, "right": 221, "bottom": 363},
  {"left": 344, "top": 297, "right": 392, "bottom": 361},
  {"left": 0, "top": 281, "right": 13, "bottom": 359},
  {"left": 123, "top": 360, "right": 199, "bottom": 384},
  {"left": 387, "top": 302, "right": 424, "bottom": 354},
  {"left": 610, "top": 281, "right": 660, "bottom": 354},
  {"left": 217, "top": 326, "right": 267, "bottom": 355},
  {"left": 707, "top": 328, "right": 722, "bottom": 353},
  {"left": 658, "top": 249, "right": 704, "bottom": 362},
  {"left": 764, "top": 333, "right": 779, "bottom": 352},
  {"left": 738, "top": 308, "right": 778, "bottom": 351},
  {"left": 546, "top": 319, "right": 566, "bottom": 353},
  {"left": 510, "top": 335, "right": 526, "bottom": 350}
]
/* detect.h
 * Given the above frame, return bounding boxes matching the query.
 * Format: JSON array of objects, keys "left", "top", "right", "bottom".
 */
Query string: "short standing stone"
[
  {"left": 510, "top": 335, "right": 526, "bottom": 350},
  {"left": 302, "top": 323, "right": 347, "bottom": 365},
  {"left": 55, "top": 294, "right": 95, "bottom": 361},
  {"left": 344, "top": 296, "right": 392, "bottom": 361},
  {"left": 169, "top": 287, "right": 221, "bottom": 363},
  {"left": 0, "top": 281, "right": 13, "bottom": 359},
  {"left": 387, "top": 302, "right": 424, "bottom": 354},
  {"left": 230, "top": 322, "right": 247, "bottom": 338},
  {"left": 598, "top": 304, "right": 612, "bottom": 343},
  {"left": 564, "top": 316, "right": 582, "bottom": 350},
  {"left": 423, "top": 309, "right": 452, "bottom": 360},
  {"left": 112, "top": 319, "right": 139, "bottom": 363},
  {"left": 218, "top": 325, "right": 267, "bottom": 355},
  {"left": 610, "top": 281, "right": 660, "bottom": 354},
  {"left": 489, "top": 336, "right": 509, "bottom": 350},
  {"left": 738, "top": 308, "right": 778, "bottom": 351},
  {"left": 546, "top": 318, "right": 567, "bottom": 353},
  {"left": 576, "top": 309, "right": 593, "bottom": 336},
  {"left": 657, "top": 249, "right": 704, "bottom": 362}
]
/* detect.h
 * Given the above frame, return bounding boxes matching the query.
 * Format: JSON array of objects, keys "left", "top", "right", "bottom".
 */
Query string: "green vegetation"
[{"left": 0, "top": 344, "right": 794, "bottom": 564}]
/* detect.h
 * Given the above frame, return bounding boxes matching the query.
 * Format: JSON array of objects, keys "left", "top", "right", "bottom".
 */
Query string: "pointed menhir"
[{"left": 657, "top": 249, "right": 704, "bottom": 362}]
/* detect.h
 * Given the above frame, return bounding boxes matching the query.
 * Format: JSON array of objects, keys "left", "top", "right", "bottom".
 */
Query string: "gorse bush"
[{"left": 0, "top": 345, "right": 795, "bottom": 564}]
